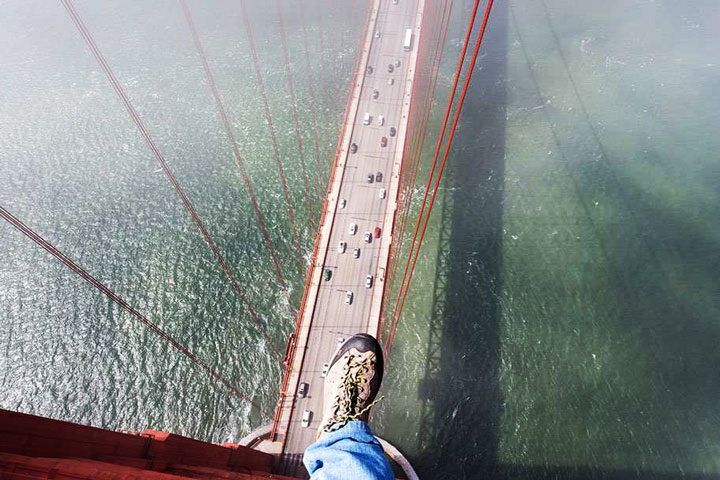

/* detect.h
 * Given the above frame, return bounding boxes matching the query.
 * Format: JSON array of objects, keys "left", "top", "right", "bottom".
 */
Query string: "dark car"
[
  {"left": 324, "top": 269, "right": 332, "bottom": 281},
  {"left": 367, "top": 173, "right": 375, "bottom": 183},
  {"left": 367, "top": 65, "right": 374, "bottom": 75},
  {"left": 380, "top": 136, "right": 388, "bottom": 147},
  {"left": 350, "top": 143, "right": 358, "bottom": 153},
  {"left": 389, "top": 127, "right": 396, "bottom": 137},
  {"left": 388, "top": 64, "right": 394, "bottom": 73},
  {"left": 299, "top": 382, "right": 309, "bottom": 397},
  {"left": 376, "top": 171, "right": 383, "bottom": 182}
]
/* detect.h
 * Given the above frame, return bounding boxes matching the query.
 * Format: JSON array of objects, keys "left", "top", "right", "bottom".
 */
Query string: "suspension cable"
[
  {"left": 275, "top": 0, "right": 316, "bottom": 229},
  {"left": 60, "top": 0, "right": 282, "bottom": 359},
  {"left": 180, "top": 0, "right": 294, "bottom": 299},
  {"left": 385, "top": 0, "right": 481, "bottom": 351},
  {"left": 387, "top": 0, "right": 495, "bottom": 353},
  {"left": 382, "top": 0, "right": 453, "bottom": 330},
  {"left": 316, "top": 9, "right": 333, "bottom": 168},
  {"left": 298, "top": 2, "right": 326, "bottom": 192},
  {"left": 0, "top": 206, "right": 269, "bottom": 417},
  {"left": 237, "top": 0, "right": 305, "bottom": 275}
]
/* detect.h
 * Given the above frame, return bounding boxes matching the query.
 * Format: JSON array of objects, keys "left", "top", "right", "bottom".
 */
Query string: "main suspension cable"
[
  {"left": 0, "top": 206, "right": 269, "bottom": 417},
  {"left": 60, "top": 0, "right": 282, "bottom": 359},
  {"left": 385, "top": 0, "right": 481, "bottom": 352},
  {"left": 387, "top": 0, "right": 495, "bottom": 353}
]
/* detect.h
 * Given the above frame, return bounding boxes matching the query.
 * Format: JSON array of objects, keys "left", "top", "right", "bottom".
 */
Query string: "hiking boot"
[{"left": 317, "top": 333, "right": 384, "bottom": 435}]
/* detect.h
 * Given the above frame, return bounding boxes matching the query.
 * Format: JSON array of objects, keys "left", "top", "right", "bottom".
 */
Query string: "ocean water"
[
  {"left": 0, "top": 0, "right": 361, "bottom": 439},
  {"left": 375, "top": 0, "right": 720, "bottom": 478},
  {"left": 2, "top": 1, "right": 720, "bottom": 479}
]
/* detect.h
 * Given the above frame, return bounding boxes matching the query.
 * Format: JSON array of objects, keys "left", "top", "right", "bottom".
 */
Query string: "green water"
[
  {"left": 376, "top": 0, "right": 720, "bottom": 478},
  {"left": 2, "top": 1, "right": 720, "bottom": 479},
  {"left": 0, "top": 0, "right": 361, "bottom": 439}
]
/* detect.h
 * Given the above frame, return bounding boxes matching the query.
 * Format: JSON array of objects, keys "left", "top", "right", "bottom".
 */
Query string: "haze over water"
[{"left": 2, "top": 1, "right": 720, "bottom": 479}]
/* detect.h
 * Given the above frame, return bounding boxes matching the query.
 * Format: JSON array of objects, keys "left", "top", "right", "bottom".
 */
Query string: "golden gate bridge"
[{"left": 0, "top": 0, "right": 495, "bottom": 477}]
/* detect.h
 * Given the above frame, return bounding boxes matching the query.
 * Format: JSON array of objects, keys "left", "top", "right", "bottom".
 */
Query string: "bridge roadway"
[{"left": 271, "top": 0, "right": 425, "bottom": 474}]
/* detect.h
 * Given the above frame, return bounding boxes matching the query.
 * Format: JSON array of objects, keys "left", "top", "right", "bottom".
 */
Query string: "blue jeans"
[{"left": 304, "top": 421, "right": 395, "bottom": 479}]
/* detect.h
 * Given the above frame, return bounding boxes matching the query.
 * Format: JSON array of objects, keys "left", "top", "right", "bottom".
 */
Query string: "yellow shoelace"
[{"left": 324, "top": 355, "right": 384, "bottom": 432}]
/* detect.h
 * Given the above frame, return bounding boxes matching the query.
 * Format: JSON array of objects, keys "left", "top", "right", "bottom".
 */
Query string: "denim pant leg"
[{"left": 303, "top": 421, "right": 395, "bottom": 480}]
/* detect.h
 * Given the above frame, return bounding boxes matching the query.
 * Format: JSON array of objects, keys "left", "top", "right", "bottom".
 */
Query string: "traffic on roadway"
[{"left": 281, "top": 0, "right": 420, "bottom": 461}]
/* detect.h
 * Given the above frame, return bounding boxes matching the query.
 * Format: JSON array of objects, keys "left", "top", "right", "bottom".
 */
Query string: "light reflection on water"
[{"left": 2, "top": 0, "right": 720, "bottom": 478}]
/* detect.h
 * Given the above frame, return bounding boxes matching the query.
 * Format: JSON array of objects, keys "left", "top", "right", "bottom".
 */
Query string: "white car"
[
  {"left": 339, "top": 198, "right": 347, "bottom": 209},
  {"left": 321, "top": 362, "right": 330, "bottom": 377},
  {"left": 364, "top": 232, "right": 372, "bottom": 243},
  {"left": 377, "top": 115, "right": 385, "bottom": 126},
  {"left": 379, "top": 188, "right": 386, "bottom": 199},
  {"left": 338, "top": 241, "right": 347, "bottom": 253},
  {"left": 353, "top": 248, "right": 360, "bottom": 259},
  {"left": 363, "top": 112, "right": 371, "bottom": 125},
  {"left": 349, "top": 223, "right": 357, "bottom": 235},
  {"left": 393, "top": 0, "right": 399, "bottom": 4},
  {"left": 366, "top": 275, "right": 373, "bottom": 288},
  {"left": 302, "top": 409, "right": 312, "bottom": 428},
  {"left": 388, "top": 78, "right": 394, "bottom": 86},
  {"left": 375, "top": 31, "right": 381, "bottom": 39},
  {"left": 345, "top": 291, "right": 354, "bottom": 304}
]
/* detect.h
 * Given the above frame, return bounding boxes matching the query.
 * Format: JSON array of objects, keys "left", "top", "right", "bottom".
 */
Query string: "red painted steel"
[{"left": 0, "top": 409, "right": 286, "bottom": 479}]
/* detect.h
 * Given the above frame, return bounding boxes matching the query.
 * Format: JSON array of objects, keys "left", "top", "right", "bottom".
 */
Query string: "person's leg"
[
  {"left": 303, "top": 334, "right": 394, "bottom": 480},
  {"left": 304, "top": 421, "right": 394, "bottom": 479}
]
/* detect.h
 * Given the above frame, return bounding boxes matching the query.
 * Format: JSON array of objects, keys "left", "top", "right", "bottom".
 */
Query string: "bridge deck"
[{"left": 269, "top": 0, "right": 425, "bottom": 474}]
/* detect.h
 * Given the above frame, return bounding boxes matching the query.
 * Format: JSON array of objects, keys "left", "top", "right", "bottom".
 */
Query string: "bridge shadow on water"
[
  {"left": 411, "top": 1, "right": 508, "bottom": 477},
  {"left": 408, "top": 1, "right": 720, "bottom": 479}
]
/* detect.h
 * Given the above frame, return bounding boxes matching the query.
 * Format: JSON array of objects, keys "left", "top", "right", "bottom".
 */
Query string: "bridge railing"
[{"left": 270, "top": 0, "right": 376, "bottom": 442}]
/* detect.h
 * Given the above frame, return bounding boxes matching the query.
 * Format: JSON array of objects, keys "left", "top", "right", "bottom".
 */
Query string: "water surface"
[{"left": 2, "top": 1, "right": 720, "bottom": 478}]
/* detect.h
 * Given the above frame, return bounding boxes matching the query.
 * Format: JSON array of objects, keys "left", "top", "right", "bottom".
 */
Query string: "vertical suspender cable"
[
  {"left": 275, "top": 0, "right": 317, "bottom": 229},
  {"left": 385, "top": 0, "right": 481, "bottom": 351},
  {"left": 298, "top": 3, "right": 326, "bottom": 192},
  {"left": 60, "top": 0, "right": 283, "bottom": 359},
  {"left": 382, "top": 0, "right": 453, "bottom": 328},
  {"left": 398, "top": 0, "right": 454, "bottom": 243},
  {"left": 387, "top": 0, "right": 495, "bottom": 353},
  {"left": 237, "top": 0, "right": 305, "bottom": 275},
  {"left": 0, "top": 206, "right": 269, "bottom": 417},
  {"left": 180, "top": 0, "right": 294, "bottom": 306},
  {"left": 407, "top": 0, "right": 454, "bottom": 200},
  {"left": 317, "top": 12, "right": 333, "bottom": 168}
]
